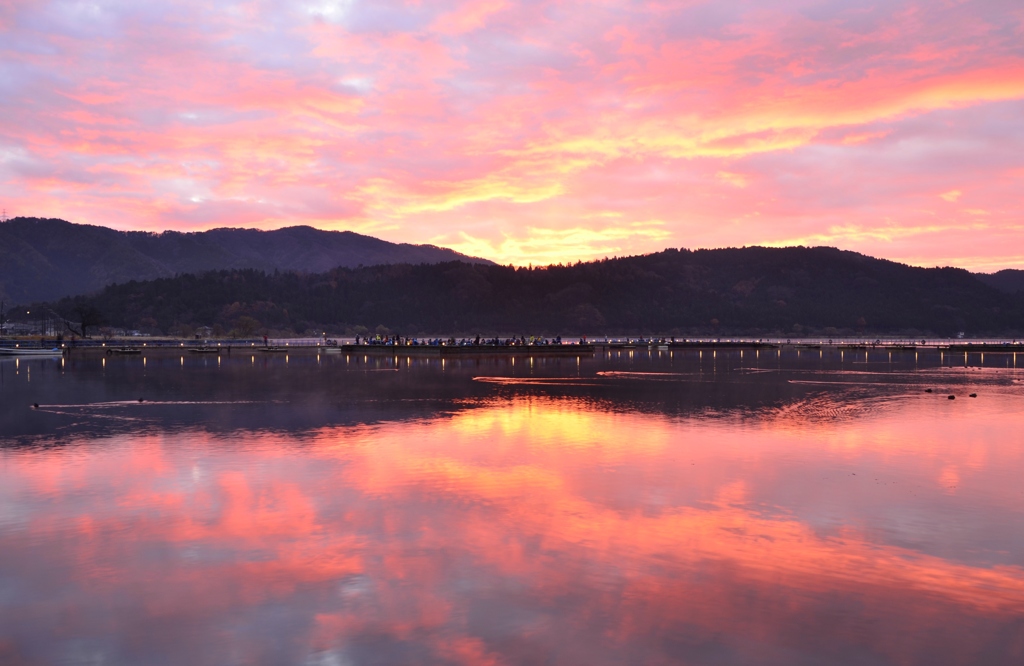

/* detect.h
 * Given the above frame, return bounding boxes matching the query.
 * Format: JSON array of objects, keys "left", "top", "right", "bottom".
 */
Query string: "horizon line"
[{"left": 1, "top": 214, "right": 1018, "bottom": 275}]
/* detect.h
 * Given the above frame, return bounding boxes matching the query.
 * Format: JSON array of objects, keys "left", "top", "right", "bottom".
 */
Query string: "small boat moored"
[
  {"left": 0, "top": 347, "right": 64, "bottom": 357},
  {"left": 106, "top": 347, "right": 142, "bottom": 355}
]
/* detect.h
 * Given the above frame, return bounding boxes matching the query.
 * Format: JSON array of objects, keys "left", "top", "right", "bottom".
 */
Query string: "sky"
[{"left": 1, "top": 0, "right": 1022, "bottom": 270}]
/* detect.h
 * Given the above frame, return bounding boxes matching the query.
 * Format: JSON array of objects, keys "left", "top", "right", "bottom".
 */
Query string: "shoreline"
[{"left": 3, "top": 338, "right": 1021, "bottom": 358}]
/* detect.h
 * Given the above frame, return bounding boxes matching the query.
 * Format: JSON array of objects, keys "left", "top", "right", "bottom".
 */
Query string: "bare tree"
[{"left": 62, "top": 305, "right": 105, "bottom": 339}]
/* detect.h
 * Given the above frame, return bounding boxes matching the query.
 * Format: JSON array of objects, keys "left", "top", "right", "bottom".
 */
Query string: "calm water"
[{"left": 2, "top": 348, "right": 1023, "bottom": 665}]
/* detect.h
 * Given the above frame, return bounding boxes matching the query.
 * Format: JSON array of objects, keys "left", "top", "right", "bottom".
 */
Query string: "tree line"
[{"left": 29, "top": 246, "right": 1024, "bottom": 338}]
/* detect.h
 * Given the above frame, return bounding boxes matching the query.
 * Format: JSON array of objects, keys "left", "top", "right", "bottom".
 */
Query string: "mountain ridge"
[
  {"left": 976, "top": 269, "right": 1024, "bottom": 295},
  {"left": 0, "top": 217, "right": 493, "bottom": 304}
]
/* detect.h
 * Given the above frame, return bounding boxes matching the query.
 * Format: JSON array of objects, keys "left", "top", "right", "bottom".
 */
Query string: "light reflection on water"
[{"left": 1, "top": 350, "right": 1023, "bottom": 665}]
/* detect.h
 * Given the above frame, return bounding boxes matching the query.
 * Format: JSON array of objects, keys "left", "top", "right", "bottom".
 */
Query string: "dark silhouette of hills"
[
  {"left": 977, "top": 269, "right": 1024, "bottom": 295},
  {"left": 0, "top": 217, "right": 492, "bottom": 304},
  {"left": 38, "top": 246, "right": 1024, "bottom": 338}
]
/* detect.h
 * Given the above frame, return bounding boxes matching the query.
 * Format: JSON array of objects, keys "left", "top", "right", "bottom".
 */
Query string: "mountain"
[
  {"left": 0, "top": 217, "right": 493, "bottom": 304},
  {"left": 38, "top": 246, "right": 1024, "bottom": 338},
  {"left": 976, "top": 269, "right": 1024, "bottom": 295}
]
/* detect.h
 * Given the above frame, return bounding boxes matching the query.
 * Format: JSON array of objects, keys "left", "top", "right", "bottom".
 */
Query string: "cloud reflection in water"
[{"left": 2, "top": 381, "right": 1024, "bottom": 664}]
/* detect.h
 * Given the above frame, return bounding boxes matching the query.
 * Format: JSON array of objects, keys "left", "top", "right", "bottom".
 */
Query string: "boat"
[
  {"left": 188, "top": 347, "right": 221, "bottom": 355},
  {"left": 106, "top": 347, "right": 142, "bottom": 355},
  {"left": 258, "top": 346, "right": 289, "bottom": 353},
  {"left": 0, "top": 347, "right": 64, "bottom": 357}
]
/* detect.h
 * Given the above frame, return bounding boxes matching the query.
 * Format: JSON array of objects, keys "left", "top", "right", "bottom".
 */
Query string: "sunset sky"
[{"left": 1, "top": 0, "right": 1022, "bottom": 269}]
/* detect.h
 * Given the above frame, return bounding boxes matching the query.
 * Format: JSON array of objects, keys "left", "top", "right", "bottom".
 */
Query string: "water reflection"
[{"left": 1, "top": 351, "right": 1023, "bottom": 664}]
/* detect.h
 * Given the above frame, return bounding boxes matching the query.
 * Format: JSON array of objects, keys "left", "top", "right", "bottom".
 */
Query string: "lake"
[{"left": 2, "top": 347, "right": 1023, "bottom": 665}]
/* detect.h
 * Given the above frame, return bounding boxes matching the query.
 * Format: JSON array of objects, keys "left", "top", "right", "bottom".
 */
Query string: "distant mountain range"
[
  {"left": 976, "top": 270, "right": 1024, "bottom": 295},
  {"left": 5, "top": 217, "right": 1024, "bottom": 336},
  {"left": 0, "top": 217, "right": 492, "bottom": 304},
  {"left": 36, "top": 246, "right": 1024, "bottom": 337}
]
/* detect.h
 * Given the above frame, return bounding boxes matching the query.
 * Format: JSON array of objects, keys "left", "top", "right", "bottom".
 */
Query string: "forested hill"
[
  {"left": 39, "top": 246, "right": 1024, "bottom": 338},
  {"left": 0, "top": 217, "right": 492, "bottom": 304},
  {"left": 977, "top": 269, "right": 1024, "bottom": 295}
]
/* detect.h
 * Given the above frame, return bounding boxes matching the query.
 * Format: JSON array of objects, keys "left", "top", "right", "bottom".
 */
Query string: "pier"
[{"left": 339, "top": 344, "right": 595, "bottom": 357}]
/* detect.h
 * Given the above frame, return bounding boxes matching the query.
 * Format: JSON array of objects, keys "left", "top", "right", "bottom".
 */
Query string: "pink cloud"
[
  {"left": 431, "top": 0, "right": 509, "bottom": 35},
  {"left": 0, "top": 0, "right": 1022, "bottom": 268}
]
